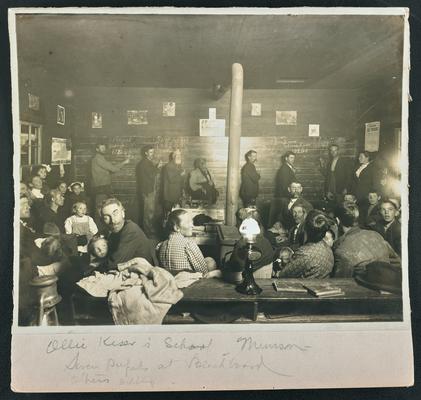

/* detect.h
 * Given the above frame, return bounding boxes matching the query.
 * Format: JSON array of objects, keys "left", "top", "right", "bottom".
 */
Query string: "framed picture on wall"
[
  {"left": 91, "top": 112, "right": 103, "bottom": 128},
  {"left": 57, "top": 105, "right": 65, "bottom": 125},
  {"left": 163, "top": 101, "right": 176, "bottom": 117},
  {"left": 309, "top": 124, "right": 320, "bottom": 137},
  {"left": 276, "top": 110, "right": 297, "bottom": 125},
  {"left": 127, "top": 110, "right": 148, "bottom": 125},
  {"left": 251, "top": 103, "right": 261, "bottom": 116},
  {"left": 28, "top": 93, "right": 39, "bottom": 111}
]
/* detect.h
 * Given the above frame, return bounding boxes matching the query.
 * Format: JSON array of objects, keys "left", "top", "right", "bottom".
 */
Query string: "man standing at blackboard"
[
  {"left": 320, "top": 144, "right": 351, "bottom": 203},
  {"left": 136, "top": 145, "right": 161, "bottom": 238},
  {"left": 91, "top": 142, "right": 129, "bottom": 220},
  {"left": 240, "top": 150, "right": 260, "bottom": 207}
]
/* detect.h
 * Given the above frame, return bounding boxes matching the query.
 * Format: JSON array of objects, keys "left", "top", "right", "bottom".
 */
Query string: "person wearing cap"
[
  {"left": 90, "top": 143, "right": 129, "bottom": 219},
  {"left": 370, "top": 199, "right": 401, "bottom": 256},
  {"left": 332, "top": 202, "right": 399, "bottom": 277}
]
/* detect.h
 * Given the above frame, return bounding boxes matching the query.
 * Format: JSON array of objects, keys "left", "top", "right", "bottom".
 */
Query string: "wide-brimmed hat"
[{"left": 354, "top": 261, "right": 402, "bottom": 295}]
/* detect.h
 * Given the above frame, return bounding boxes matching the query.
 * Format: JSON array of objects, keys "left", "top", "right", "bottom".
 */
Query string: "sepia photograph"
[
  {"left": 9, "top": 7, "right": 413, "bottom": 392},
  {"left": 13, "top": 9, "right": 406, "bottom": 327}
]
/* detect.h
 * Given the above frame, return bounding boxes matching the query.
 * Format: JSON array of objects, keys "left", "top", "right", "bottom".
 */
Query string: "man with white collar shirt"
[
  {"left": 276, "top": 181, "right": 313, "bottom": 230},
  {"left": 288, "top": 203, "right": 308, "bottom": 250},
  {"left": 371, "top": 199, "right": 401, "bottom": 256}
]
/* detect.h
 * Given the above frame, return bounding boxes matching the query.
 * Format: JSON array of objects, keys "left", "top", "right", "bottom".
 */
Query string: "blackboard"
[{"left": 74, "top": 135, "right": 357, "bottom": 214}]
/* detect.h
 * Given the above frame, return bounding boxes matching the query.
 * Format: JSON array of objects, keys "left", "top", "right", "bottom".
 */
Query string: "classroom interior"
[{"left": 16, "top": 13, "right": 405, "bottom": 325}]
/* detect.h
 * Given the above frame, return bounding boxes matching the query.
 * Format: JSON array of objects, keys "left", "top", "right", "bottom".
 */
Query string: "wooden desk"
[
  {"left": 71, "top": 278, "right": 402, "bottom": 325},
  {"left": 171, "top": 278, "right": 403, "bottom": 323}
]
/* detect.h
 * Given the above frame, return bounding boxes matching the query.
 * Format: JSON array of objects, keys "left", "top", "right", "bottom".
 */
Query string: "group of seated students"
[
  {"left": 261, "top": 180, "right": 401, "bottom": 278},
  {"left": 19, "top": 163, "right": 401, "bottom": 324}
]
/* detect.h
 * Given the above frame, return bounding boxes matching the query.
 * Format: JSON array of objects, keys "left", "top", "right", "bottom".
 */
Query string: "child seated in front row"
[
  {"left": 64, "top": 201, "right": 98, "bottom": 253},
  {"left": 86, "top": 235, "right": 109, "bottom": 275}
]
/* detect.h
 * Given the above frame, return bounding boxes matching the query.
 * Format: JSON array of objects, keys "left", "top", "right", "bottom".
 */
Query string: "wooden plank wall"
[
  {"left": 73, "top": 87, "right": 358, "bottom": 138},
  {"left": 74, "top": 135, "right": 357, "bottom": 214}
]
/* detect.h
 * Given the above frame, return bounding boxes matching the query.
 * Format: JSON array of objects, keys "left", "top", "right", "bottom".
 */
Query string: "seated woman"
[
  {"left": 188, "top": 158, "right": 218, "bottom": 205},
  {"left": 276, "top": 209, "right": 334, "bottom": 279},
  {"left": 35, "top": 189, "right": 66, "bottom": 234},
  {"left": 224, "top": 208, "right": 275, "bottom": 282},
  {"left": 157, "top": 209, "right": 217, "bottom": 276}
]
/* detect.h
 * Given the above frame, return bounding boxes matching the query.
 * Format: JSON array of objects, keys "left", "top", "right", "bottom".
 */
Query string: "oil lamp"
[{"left": 236, "top": 217, "right": 263, "bottom": 295}]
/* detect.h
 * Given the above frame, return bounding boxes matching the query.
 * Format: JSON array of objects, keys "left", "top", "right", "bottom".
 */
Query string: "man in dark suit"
[
  {"left": 321, "top": 144, "right": 352, "bottom": 202},
  {"left": 288, "top": 203, "right": 308, "bottom": 250},
  {"left": 239, "top": 150, "right": 260, "bottom": 207},
  {"left": 276, "top": 181, "right": 313, "bottom": 230},
  {"left": 371, "top": 199, "right": 401, "bottom": 256},
  {"left": 274, "top": 151, "right": 297, "bottom": 198},
  {"left": 135, "top": 145, "right": 161, "bottom": 237}
]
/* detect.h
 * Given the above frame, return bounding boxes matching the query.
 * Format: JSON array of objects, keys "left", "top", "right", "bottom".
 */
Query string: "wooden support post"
[{"left": 226, "top": 63, "right": 243, "bottom": 226}]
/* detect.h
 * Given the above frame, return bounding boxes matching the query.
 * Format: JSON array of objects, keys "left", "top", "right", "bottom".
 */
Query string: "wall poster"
[
  {"left": 51, "top": 137, "right": 71, "bottom": 165},
  {"left": 365, "top": 121, "right": 380, "bottom": 152}
]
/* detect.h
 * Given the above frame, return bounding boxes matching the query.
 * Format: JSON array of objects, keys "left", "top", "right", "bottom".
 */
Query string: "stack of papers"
[
  {"left": 303, "top": 283, "right": 345, "bottom": 298},
  {"left": 272, "top": 281, "right": 307, "bottom": 293}
]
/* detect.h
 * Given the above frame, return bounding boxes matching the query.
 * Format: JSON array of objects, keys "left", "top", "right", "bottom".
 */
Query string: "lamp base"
[{"left": 236, "top": 279, "right": 262, "bottom": 295}]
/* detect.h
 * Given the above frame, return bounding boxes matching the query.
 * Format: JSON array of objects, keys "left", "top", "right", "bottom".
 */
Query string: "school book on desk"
[
  {"left": 272, "top": 280, "right": 308, "bottom": 293},
  {"left": 302, "top": 283, "right": 345, "bottom": 297}
]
